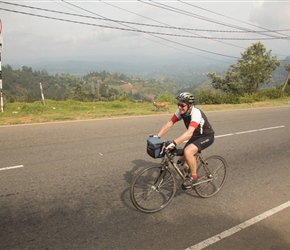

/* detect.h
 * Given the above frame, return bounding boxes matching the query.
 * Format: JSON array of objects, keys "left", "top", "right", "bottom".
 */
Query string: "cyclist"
[{"left": 155, "top": 92, "right": 215, "bottom": 189}]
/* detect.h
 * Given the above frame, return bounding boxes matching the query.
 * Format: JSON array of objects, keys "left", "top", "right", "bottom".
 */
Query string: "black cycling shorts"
[{"left": 185, "top": 134, "right": 215, "bottom": 152}]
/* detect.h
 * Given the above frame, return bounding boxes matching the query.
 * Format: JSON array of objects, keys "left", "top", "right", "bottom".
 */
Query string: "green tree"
[
  {"left": 73, "top": 84, "right": 86, "bottom": 101},
  {"left": 207, "top": 42, "right": 281, "bottom": 95}
]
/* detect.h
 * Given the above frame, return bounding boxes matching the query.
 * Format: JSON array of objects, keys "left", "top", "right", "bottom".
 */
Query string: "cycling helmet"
[{"left": 176, "top": 92, "right": 195, "bottom": 105}]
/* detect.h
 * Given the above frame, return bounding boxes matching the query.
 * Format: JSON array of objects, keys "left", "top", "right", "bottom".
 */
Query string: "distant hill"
[
  {"left": 11, "top": 55, "right": 289, "bottom": 87},
  {"left": 4, "top": 55, "right": 289, "bottom": 102},
  {"left": 11, "top": 55, "right": 233, "bottom": 82}
]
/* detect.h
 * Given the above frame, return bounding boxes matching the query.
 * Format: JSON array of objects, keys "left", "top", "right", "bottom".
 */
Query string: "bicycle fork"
[{"left": 154, "top": 168, "right": 167, "bottom": 190}]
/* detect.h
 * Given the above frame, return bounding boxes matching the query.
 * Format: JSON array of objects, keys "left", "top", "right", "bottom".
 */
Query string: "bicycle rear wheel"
[
  {"left": 130, "top": 165, "right": 177, "bottom": 213},
  {"left": 195, "top": 155, "right": 227, "bottom": 198}
]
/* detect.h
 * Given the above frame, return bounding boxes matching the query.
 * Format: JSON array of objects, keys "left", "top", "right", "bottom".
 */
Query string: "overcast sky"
[{"left": 1, "top": 0, "right": 290, "bottom": 66}]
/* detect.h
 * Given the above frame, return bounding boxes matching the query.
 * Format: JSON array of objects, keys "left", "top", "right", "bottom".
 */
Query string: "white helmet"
[{"left": 176, "top": 92, "right": 195, "bottom": 105}]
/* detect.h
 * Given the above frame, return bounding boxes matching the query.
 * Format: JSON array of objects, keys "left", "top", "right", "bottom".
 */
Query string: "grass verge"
[{"left": 0, "top": 98, "right": 289, "bottom": 126}]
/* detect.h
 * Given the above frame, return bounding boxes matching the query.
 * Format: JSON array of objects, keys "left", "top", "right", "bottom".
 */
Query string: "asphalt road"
[{"left": 0, "top": 106, "right": 289, "bottom": 249}]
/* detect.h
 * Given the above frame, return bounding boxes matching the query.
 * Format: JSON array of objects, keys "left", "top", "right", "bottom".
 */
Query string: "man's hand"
[{"left": 165, "top": 141, "right": 176, "bottom": 152}]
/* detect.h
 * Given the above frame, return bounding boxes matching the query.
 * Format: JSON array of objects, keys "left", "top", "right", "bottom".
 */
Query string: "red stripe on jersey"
[
  {"left": 189, "top": 121, "right": 198, "bottom": 128},
  {"left": 171, "top": 114, "right": 179, "bottom": 123}
]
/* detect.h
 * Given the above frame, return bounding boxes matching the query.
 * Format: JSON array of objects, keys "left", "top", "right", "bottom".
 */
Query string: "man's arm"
[
  {"left": 157, "top": 120, "right": 174, "bottom": 138},
  {"left": 174, "top": 126, "right": 195, "bottom": 145}
]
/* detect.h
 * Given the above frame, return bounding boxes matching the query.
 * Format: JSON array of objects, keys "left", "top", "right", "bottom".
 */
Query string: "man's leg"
[
  {"left": 181, "top": 143, "right": 199, "bottom": 189},
  {"left": 183, "top": 144, "right": 198, "bottom": 176}
]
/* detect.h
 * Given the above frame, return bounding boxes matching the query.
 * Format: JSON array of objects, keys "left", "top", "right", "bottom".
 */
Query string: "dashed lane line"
[
  {"left": 215, "top": 125, "right": 285, "bottom": 138},
  {"left": 0, "top": 165, "right": 24, "bottom": 171}
]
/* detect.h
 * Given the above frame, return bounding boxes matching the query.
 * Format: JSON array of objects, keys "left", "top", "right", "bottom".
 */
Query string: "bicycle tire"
[
  {"left": 195, "top": 155, "right": 227, "bottom": 198},
  {"left": 130, "top": 165, "right": 177, "bottom": 213}
]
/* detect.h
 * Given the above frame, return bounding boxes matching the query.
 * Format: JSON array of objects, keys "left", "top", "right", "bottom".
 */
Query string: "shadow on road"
[{"left": 121, "top": 159, "right": 200, "bottom": 213}]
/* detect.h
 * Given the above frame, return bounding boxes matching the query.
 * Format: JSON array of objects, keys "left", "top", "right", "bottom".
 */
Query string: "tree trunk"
[{"left": 282, "top": 72, "right": 290, "bottom": 92}]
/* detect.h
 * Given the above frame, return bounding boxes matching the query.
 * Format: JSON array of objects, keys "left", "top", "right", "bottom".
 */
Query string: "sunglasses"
[{"left": 177, "top": 103, "right": 187, "bottom": 108}]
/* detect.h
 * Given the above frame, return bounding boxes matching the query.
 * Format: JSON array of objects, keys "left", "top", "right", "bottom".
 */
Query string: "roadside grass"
[{"left": 0, "top": 97, "right": 289, "bottom": 125}]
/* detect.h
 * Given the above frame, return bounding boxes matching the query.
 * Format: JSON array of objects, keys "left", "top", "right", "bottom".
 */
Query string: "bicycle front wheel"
[
  {"left": 130, "top": 165, "right": 177, "bottom": 213},
  {"left": 195, "top": 155, "right": 227, "bottom": 198}
]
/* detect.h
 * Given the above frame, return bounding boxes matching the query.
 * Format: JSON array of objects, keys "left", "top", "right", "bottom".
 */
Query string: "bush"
[
  {"left": 259, "top": 88, "right": 281, "bottom": 99},
  {"left": 239, "top": 94, "right": 255, "bottom": 103},
  {"left": 157, "top": 93, "right": 175, "bottom": 102},
  {"left": 193, "top": 86, "right": 289, "bottom": 105},
  {"left": 223, "top": 94, "right": 241, "bottom": 104},
  {"left": 194, "top": 90, "right": 240, "bottom": 104},
  {"left": 282, "top": 85, "right": 290, "bottom": 96}
]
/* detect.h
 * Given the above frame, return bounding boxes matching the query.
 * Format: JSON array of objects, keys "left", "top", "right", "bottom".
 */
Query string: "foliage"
[
  {"left": 193, "top": 85, "right": 289, "bottom": 105},
  {"left": 193, "top": 89, "right": 240, "bottom": 104},
  {"left": 207, "top": 42, "right": 281, "bottom": 95},
  {"left": 157, "top": 93, "right": 175, "bottom": 102},
  {"left": 2, "top": 65, "right": 177, "bottom": 103},
  {"left": 2, "top": 53, "right": 289, "bottom": 107}
]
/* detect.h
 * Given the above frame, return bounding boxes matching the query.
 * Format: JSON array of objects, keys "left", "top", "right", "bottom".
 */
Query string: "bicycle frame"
[
  {"left": 161, "top": 148, "right": 213, "bottom": 184},
  {"left": 160, "top": 153, "right": 186, "bottom": 180}
]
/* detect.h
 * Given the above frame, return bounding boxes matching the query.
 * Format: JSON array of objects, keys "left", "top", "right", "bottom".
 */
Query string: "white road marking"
[
  {"left": 184, "top": 125, "right": 286, "bottom": 249},
  {"left": 258, "top": 125, "right": 285, "bottom": 131},
  {"left": 185, "top": 200, "right": 290, "bottom": 250},
  {"left": 185, "top": 125, "right": 285, "bottom": 141},
  {"left": 0, "top": 165, "right": 24, "bottom": 171},
  {"left": 235, "top": 129, "right": 258, "bottom": 134},
  {"left": 214, "top": 133, "right": 233, "bottom": 138},
  {"left": 215, "top": 125, "right": 284, "bottom": 138}
]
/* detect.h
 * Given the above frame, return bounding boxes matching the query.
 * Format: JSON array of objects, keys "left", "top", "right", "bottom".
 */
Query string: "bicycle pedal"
[
  {"left": 191, "top": 182, "right": 200, "bottom": 187},
  {"left": 181, "top": 184, "right": 192, "bottom": 190}
]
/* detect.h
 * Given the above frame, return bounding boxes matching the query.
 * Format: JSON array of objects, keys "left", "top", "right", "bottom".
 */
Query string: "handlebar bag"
[{"left": 147, "top": 137, "right": 165, "bottom": 158}]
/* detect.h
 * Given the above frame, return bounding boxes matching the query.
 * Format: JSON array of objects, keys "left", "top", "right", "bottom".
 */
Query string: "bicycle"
[{"left": 130, "top": 137, "right": 227, "bottom": 213}]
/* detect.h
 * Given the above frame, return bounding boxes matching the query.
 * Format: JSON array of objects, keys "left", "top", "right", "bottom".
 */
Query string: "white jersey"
[{"left": 171, "top": 107, "right": 214, "bottom": 137}]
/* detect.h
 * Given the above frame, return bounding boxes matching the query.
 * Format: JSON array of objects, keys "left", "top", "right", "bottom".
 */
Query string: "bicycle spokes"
[
  {"left": 130, "top": 166, "right": 177, "bottom": 213},
  {"left": 195, "top": 156, "right": 227, "bottom": 198}
]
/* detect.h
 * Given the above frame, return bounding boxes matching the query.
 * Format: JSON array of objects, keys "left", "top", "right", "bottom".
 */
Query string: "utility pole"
[
  {"left": 0, "top": 19, "right": 3, "bottom": 112},
  {"left": 39, "top": 82, "right": 45, "bottom": 105}
]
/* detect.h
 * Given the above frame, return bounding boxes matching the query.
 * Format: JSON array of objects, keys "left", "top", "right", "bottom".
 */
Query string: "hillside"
[{"left": 2, "top": 56, "right": 289, "bottom": 103}]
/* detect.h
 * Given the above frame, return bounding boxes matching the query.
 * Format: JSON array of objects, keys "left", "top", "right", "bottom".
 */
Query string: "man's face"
[{"left": 177, "top": 101, "right": 188, "bottom": 114}]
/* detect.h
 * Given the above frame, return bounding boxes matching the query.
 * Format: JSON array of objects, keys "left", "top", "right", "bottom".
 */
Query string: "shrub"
[{"left": 157, "top": 93, "right": 175, "bottom": 102}]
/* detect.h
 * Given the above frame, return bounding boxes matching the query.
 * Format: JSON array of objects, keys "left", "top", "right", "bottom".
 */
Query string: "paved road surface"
[{"left": 0, "top": 106, "right": 289, "bottom": 249}]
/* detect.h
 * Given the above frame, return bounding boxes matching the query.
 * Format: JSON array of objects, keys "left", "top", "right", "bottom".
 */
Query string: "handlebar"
[{"left": 162, "top": 141, "right": 184, "bottom": 157}]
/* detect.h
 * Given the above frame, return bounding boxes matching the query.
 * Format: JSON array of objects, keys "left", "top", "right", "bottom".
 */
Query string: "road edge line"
[{"left": 185, "top": 200, "right": 290, "bottom": 250}]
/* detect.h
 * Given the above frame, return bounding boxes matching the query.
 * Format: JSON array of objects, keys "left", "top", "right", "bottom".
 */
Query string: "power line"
[
  {"left": 99, "top": 0, "right": 245, "bottom": 51},
  {"left": 59, "top": 0, "right": 239, "bottom": 60},
  {"left": 1, "top": 7, "right": 289, "bottom": 40},
  {"left": 180, "top": 1, "right": 290, "bottom": 38},
  {"left": 0, "top": 5, "right": 240, "bottom": 59},
  {"left": 137, "top": 0, "right": 289, "bottom": 58},
  {"left": 140, "top": 0, "right": 289, "bottom": 39},
  {"left": 57, "top": 0, "right": 205, "bottom": 60},
  {"left": 1, "top": 1, "right": 289, "bottom": 35},
  {"left": 1, "top": 1, "right": 287, "bottom": 60},
  {"left": 177, "top": 1, "right": 290, "bottom": 57}
]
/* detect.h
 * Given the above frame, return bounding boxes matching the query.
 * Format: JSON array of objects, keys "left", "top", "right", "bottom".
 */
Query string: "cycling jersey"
[{"left": 171, "top": 107, "right": 214, "bottom": 138}]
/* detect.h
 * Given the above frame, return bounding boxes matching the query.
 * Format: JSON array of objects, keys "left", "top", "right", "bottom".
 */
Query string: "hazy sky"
[{"left": 1, "top": 0, "right": 290, "bottom": 65}]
